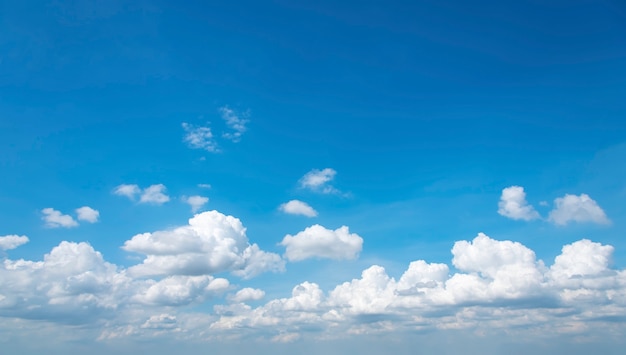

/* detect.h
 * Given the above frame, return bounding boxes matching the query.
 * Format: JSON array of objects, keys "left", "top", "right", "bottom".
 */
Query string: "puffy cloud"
[
  {"left": 548, "top": 193, "right": 610, "bottom": 226},
  {"left": 280, "top": 225, "right": 363, "bottom": 261},
  {"left": 41, "top": 208, "right": 79, "bottom": 228},
  {"left": 497, "top": 186, "right": 540, "bottom": 221},
  {"left": 279, "top": 200, "right": 318, "bottom": 217},
  {"left": 182, "top": 122, "right": 219, "bottom": 152},
  {"left": 228, "top": 288, "right": 265, "bottom": 303},
  {"left": 114, "top": 184, "right": 170, "bottom": 205},
  {"left": 184, "top": 195, "right": 209, "bottom": 213},
  {"left": 122, "top": 210, "right": 284, "bottom": 278},
  {"left": 0, "top": 235, "right": 29, "bottom": 250},
  {"left": 299, "top": 168, "right": 339, "bottom": 194},
  {"left": 219, "top": 106, "right": 249, "bottom": 142},
  {"left": 133, "top": 275, "right": 229, "bottom": 306},
  {"left": 75, "top": 206, "right": 99, "bottom": 223}
]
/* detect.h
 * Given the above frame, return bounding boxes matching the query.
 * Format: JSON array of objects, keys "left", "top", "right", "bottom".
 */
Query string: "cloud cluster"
[
  {"left": 498, "top": 186, "right": 610, "bottom": 226},
  {"left": 182, "top": 122, "right": 219, "bottom": 153},
  {"left": 114, "top": 184, "right": 170, "bottom": 205},
  {"left": 182, "top": 106, "right": 249, "bottom": 153},
  {"left": 279, "top": 200, "right": 318, "bottom": 217},
  {"left": 1, "top": 228, "right": 626, "bottom": 343},
  {"left": 42, "top": 206, "right": 100, "bottom": 228},
  {"left": 280, "top": 225, "right": 363, "bottom": 261},
  {"left": 122, "top": 210, "right": 284, "bottom": 278}
]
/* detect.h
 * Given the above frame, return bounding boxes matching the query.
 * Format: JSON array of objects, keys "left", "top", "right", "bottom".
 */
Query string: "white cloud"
[
  {"left": 182, "top": 122, "right": 219, "bottom": 152},
  {"left": 280, "top": 224, "right": 363, "bottom": 261},
  {"left": 0, "top": 235, "right": 29, "bottom": 250},
  {"left": 41, "top": 208, "right": 79, "bottom": 228},
  {"left": 114, "top": 184, "right": 170, "bottom": 205},
  {"left": 498, "top": 186, "right": 540, "bottom": 221},
  {"left": 219, "top": 106, "right": 249, "bottom": 142},
  {"left": 299, "top": 168, "right": 339, "bottom": 194},
  {"left": 228, "top": 287, "right": 265, "bottom": 303},
  {"left": 75, "top": 206, "right": 99, "bottom": 223},
  {"left": 184, "top": 195, "right": 209, "bottom": 213},
  {"left": 113, "top": 184, "right": 141, "bottom": 198},
  {"left": 122, "top": 210, "right": 285, "bottom": 278},
  {"left": 3, "top": 226, "right": 626, "bottom": 346},
  {"left": 548, "top": 193, "right": 610, "bottom": 226},
  {"left": 279, "top": 200, "right": 318, "bottom": 217}
]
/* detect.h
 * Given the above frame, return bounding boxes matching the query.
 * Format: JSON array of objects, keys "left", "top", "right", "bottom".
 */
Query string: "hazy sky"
[{"left": 1, "top": 1, "right": 626, "bottom": 353}]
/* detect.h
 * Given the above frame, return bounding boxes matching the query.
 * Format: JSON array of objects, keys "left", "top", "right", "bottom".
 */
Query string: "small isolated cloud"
[
  {"left": 182, "top": 122, "right": 219, "bottom": 152},
  {"left": 219, "top": 106, "right": 249, "bottom": 142},
  {"left": 279, "top": 200, "right": 318, "bottom": 217},
  {"left": 299, "top": 168, "right": 339, "bottom": 194},
  {"left": 114, "top": 184, "right": 170, "bottom": 205},
  {"left": 0, "top": 235, "right": 29, "bottom": 250},
  {"left": 198, "top": 183, "right": 212, "bottom": 189},
  {"left": 42, "top": 208, "right": 79, "bottom": 228},
  {"left": 548, "top": 193, "right": 610, "bottom": 226},
  {"left": 184, "top": 195, "right": 209, "bottom": 213},
  {"left": 75, "top": 206, "right": 99, "bottom": 223},
  {"left": 280, "top": 224, "right": 363, "bottom": 261},
  {"left": 497, "top": 186, "right": 540, "bottom": 221},
  {"left": 228, "top": 287, "right": 265, "bottom": 303}
]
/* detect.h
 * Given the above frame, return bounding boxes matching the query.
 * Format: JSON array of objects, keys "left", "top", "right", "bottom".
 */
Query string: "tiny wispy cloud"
[
  {"left": 279, "top": 200, "right": 318, "bottom": 217},
  {"left": 219, "top": 106, "right": 249, "bottom": 143},
  {"left": 75, "top": 206, "right": 100, "bottom": 223},
  {"left": 41, "top": 208, "right": 79, "bottom": 228},
  {"left": 184, "top": 195, "right": 209, "bottom": 213},
  {"left": 497, "top": 186, "right": 540, "bottom": 221},
  {"left": 182, "top": 122, "right": 219, "bottom": 152},
  {"left": 548, "top": 193, "right": 610, "bottom": 226},
  {"left": 114, "top": 184, "right": 170, "bottom": 205},
  {"left": 299, "top": 168, "right": 340, "bottom": 194}
]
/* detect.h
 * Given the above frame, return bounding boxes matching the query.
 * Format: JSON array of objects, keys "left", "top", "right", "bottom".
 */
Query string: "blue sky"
[{"left": 1, "top": 0, "right": 626, "bottom": 353}]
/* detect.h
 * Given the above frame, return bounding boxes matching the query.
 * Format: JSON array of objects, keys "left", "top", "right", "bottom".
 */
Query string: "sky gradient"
[{"left": 1, "top": 1, "right": 626, "bottom": 354}]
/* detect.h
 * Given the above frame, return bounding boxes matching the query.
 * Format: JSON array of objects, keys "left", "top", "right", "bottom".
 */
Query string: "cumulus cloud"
[
  {"left": 182, "top": 122, "right": 219, "bottom": 152},
  {"left": 41, "top": 208, "right": 79, "bottom": 228},
  {"left": 228, "top": 287, "right": 265, "bottom": 303},
  {"left": 548, "top": 193, "right": 610, "bottom": 226},
  {"left": 299, "top": 168, "right": 339, "bottom": 194},
  {"left": 219, "top": 106, "right": 249, "bottom": 142},
  {"left": 122, "top": 210, "right": 284, "bottom": 278},
  {"left": 75, "top": 206, "right": 99, "bottom": 223},
  {"left": 0, "top": 235, "right": 29, "bottom": 250},
  {"left": 279, "top": 200, "right": 318, "bottom": 217},
  {"left": 114, "top": 184, "right": 170, "bottom": 205},
  {"left": 498, "top": 186, "right": 540, "bottom": 221},
  {"left": 3, "top": 229, "right": 626, "bottom": 345},
  {"left": 280, "top": 225, "right": 363, "bottom": 261},
  {"left": 184, "top": 195, "right": 209, "bottom": 213}
]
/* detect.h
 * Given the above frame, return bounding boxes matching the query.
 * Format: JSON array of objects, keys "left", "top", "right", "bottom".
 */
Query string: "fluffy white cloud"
[
  {"left": 219, "top": 106, "right": 249, "bottom": 142},
  {"left": 548, "top": 193, "right": 610, "bottom": 225},
  {"left": 0, "top": 235, "right": 29, "bottom": 250},
  {"left": 299, "top": 168, "right": 339, "bottom": 194},
  {"left": 279, "top": 200, "right": 318, "bottom": 217},
  {"left": 41, "top": 208, "right": 79, "bottom": 228},
  {"left": 75, "top": 206, "right": 100, "bottom": 223},
  {"left": 114, "top": 184, "right": 170, "bottom": 205},
  {"left": 182, "top": 122, "right": 219, "bottom": 152},
  {"left": 184, "top": 195, "right": 209, "bottom": 213},
  {"left": 228, "top": 288, "right": 265, "bottom": 303},
  {"left": 497, "top": 186, "right": 540, "bottom": 221},
  {"left": 280, "top": 225, "right": 363, "bottom": 261},
  {"left": 122, "top": 210, "right": 284, "bottom": 278},
  {"left": 3, "top": 229, "right": 626, "bottom": 346}
]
